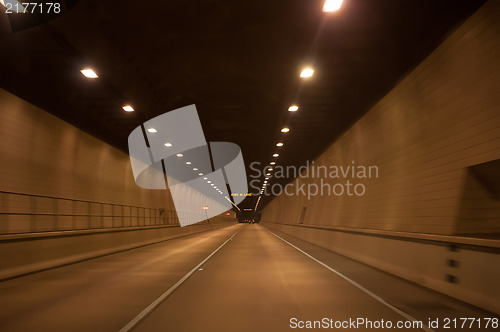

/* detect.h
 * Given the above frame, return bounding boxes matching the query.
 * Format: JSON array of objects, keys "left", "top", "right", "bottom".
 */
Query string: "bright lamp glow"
[
  {"left": 147, "top": 128, "right": 157, "bottom": 133},
  {"left": 281, "top": 127, "right": 290, "bottom": 133},
  {"left": 276, "top": 142, "right": 283, "bottom": 147},
  {"left": 323, "top": 0, "right": 343, "bottom": 12},
  {"left": 164, "top": 143, "right": 172, "bottom": 147},
  {"left": 186, "top": 162, "right": 191, "bottom": 165},
  {"left": 288, "top": 105, "right": 299, "bottom": 112},
  {"left": 80, "top": 68, "right": 98, "bottom": 78},
  {"left": 122, "top": 105, "right": 134, "bottom": 112},
  {"left": 270, "top": 162, "right": 275, "bottom": 165},
  {"left": 176, "top": 153, "right": 183, "bottom": 157},
  {"left": 273, "top": 153, "right": 279, "bottom": 157},
  {"left": 300, "top": 68, "right": 314, "bottom": 78}
]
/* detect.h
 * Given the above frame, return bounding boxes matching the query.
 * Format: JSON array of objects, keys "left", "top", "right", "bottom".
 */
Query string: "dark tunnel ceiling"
[{"left": 0, "top": 0, "right": 485, "bottom": 211}]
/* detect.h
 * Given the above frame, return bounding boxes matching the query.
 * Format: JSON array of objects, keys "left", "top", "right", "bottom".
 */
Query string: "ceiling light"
[
  {"left": 300, "top": 68, "right": 314, "bottom": 78},
  {"left": 288, "top": 105, "right": 299, "bottom": 112},
  {"left": 193, "top": 168, "right": 198, "bottom": 171},
  {"left": 186, "top": 162, "right": 191, "bottom": 165},
  {"left": 273, "top": 153, "right": 279, "bottom": 157},
  {"left": 164, "top": 143, "right": 172, "bottom": 147},
  {"left": 80, "top": 68, "right": 98, "bottom": 78},
  {"left": 269, "top": 168, "right": 273, "bottom": 171},
  {"left": 265, "top": 177, "right": 269, "bottom": 180},
  {"left": 203, "top": 177, "right": 208, "bottom": 180},
  {"left": 323, "top": 0, "right": 343, "bottom": 12},
  {"left": 147, "top": 128, "right": 157, "bottom": 133},
  {"left": 281, "top": 127, "right": 290, "bottom": 133},
  {"left": 211, "top": 184, "right": 214, "bottom": 186},
  {"left": 207, "top": 181, "right": 211, "bottom": 183},
  {"left": 266, "top": 173, "right": 271, "bottom": 176},
  {"left": 270, "top": 162, "right": 275, "bottom": 165},
  {"left": 199, "top": 173, "right": 203, "bottom": 176},
  {"left": 264, "top": 181, "right": 267, "bottom": 184},
  {"left": 177, "top": 153, "right": 183, "bottom": 157},
  {"left": 276, "top": 142, "right": 283, "bottom": 147},
  {"left": 122, "top": 105, "right": 134, "bottom": 112}
]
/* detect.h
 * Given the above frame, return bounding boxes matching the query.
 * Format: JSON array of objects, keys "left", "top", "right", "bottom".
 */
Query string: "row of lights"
[
  {"left": 257, "top": 66, "right": 313, "bottom": 197},
  {"left": 80, "top": 68, "right": 135, "bottom": 113},
  {"left": 256, "top": 0, "right": 343, "bottom": 209},
  {"left": 147, "top": 127, "right": 233, "bottom": 201},
  {"left": 81, "top": 69, "right": 239, "bottom": 210},
  {"left": 78, "top": 0, "right": 343, "bottom": 116}
]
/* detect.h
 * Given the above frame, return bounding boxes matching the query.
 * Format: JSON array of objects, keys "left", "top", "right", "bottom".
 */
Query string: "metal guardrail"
[{"left": 0, "top": 190, "right": 197, "bottom": 235}]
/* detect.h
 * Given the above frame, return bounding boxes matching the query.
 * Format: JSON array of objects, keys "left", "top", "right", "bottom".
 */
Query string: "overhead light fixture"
[
  {"left": 199, "top": 173, "right": 203, "bottom": 176},
  {"left": 288, "top": 105, "right": 299, "bottom": 112},
  {"left": 80, "top": 68, "right": 98, "bottom": 79},
  {"left": 164, "top": 143, "right": 172, "bottom": 147},
  {"left": 281, "top": 127, "right": 290, "bottom": 133},
  {"left": 203, "top": 177, "right": 208, "bottom": 180},
  {"left": 186, "top": 162, "right": 191, "bottom": 165},
  {"left": 265, "top": 177, "right": 269, "bottom": 180},
  {"left": 266, "top": 173, "right": 271, "bottom": 176},
  {"left": 276, "top": 142, "right": 283, "bottom": 147},
  {"left": 264, "top": 181, "right": 267, "bottom": 184},
  {"left": 323, "top": 0, "right": 343, "bottom": 12},
  {"left": 176, "top": 153, "right": 183, "bottom": 157},
  {"left": 207, "top": 181, "right": 212, "bottom": 183},
  {"left": 300, "top": 68, "right": 314, "bottom": 78},
  {"left": 193, "top": 168, "right": 198, "bottom": 171},
  {"left": 147, "top": 128, "right": 157, "bottom": 133},
  {"left": 273, "top": 153, "right": 279, "bottom": 157},
  {"left": 270, "top": 162, "right": 275, "bottom": 165},
  {"left": 269, "top": 168, "right": 273, "bottom": 171},
  {"left": 122, "top": 105, "right": 134, "bottom": 112}
]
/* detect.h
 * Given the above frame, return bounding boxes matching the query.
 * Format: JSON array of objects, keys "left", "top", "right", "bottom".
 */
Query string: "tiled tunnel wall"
[
  {"left": 262, "top": 0, "right": 500, "bottom": 236},
  {"left": 0, "top": 87, "right": 178, "bottom": 234}
]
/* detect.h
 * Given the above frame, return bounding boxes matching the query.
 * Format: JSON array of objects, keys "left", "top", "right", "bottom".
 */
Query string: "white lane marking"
[
  {"left": 119, "top": 227, "right": 242, "bottom": 332},
  {"left": 266, "top": 228, "right": 434, "bottom": 332}
]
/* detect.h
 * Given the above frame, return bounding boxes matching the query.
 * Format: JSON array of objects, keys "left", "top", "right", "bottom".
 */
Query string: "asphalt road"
[{"left": 0, "top": 224, "right": 497, "bottom": 331}]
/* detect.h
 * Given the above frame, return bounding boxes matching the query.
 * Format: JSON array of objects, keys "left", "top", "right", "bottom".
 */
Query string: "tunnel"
[{"left": 0, "top": 0, "right": 499, "bottom": 331}]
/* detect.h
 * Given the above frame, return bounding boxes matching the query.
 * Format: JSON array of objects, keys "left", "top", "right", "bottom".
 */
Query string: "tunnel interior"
[{"left": 0, "top": 0, "right": 499, "bottom": 331}]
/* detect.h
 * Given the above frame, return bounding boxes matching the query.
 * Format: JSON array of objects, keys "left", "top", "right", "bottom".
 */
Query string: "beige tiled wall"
[
  {"left": 0, "top": 88, "right": 175, "bottom": 233},
  {"left": 263, "top": 0, "right": 500, "bottom": 235}
]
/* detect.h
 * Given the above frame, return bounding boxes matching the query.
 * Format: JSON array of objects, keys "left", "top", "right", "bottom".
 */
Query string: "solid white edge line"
[
  {"left": 119, "top": 226, "right": 242, "bottom": 332},
  {"left": 265, "top": 228, "right": 434, "bottom": 332}
]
